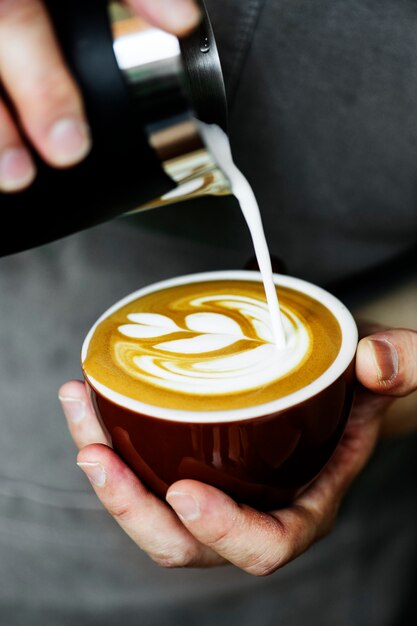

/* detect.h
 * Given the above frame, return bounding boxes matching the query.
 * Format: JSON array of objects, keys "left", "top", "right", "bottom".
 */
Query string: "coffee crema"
[{"left": 83, "top": 280, "right": 342, "bottom": 412}]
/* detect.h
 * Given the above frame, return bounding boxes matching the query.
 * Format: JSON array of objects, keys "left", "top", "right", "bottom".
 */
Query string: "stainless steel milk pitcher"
[{"left": 0, "top": 0, "right": 230, "bottom": 256}]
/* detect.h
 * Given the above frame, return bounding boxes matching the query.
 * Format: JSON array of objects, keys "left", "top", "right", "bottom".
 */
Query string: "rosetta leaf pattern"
[{"left": 118, "top": 312, "right": 250, "bottom": 354}]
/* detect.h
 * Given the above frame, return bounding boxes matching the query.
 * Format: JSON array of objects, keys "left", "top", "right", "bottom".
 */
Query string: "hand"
[
  {"left": 0, "top": 0, "right": 201, "bottom": 192},
  {"left": 60, "top": 327, "right": 417, "bottom": 575}
]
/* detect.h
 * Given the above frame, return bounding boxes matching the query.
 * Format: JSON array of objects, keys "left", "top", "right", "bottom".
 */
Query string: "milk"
[{"left": 198, "top": 123, "right": 286, "bottom": 349}]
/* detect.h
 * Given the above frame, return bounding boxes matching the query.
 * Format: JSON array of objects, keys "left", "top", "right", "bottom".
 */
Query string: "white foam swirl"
[{"left": 115, "top": 294, "right": 310, "bottom": 395}]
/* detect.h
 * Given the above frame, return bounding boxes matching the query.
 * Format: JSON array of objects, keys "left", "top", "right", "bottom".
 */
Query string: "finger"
[
  {"left": 0, "top": 97, "right": 35, "bottom": 191},
  {"left": 126, "top": 0, "right": 201, "bottom": 36},
  {"left": 166, "top": 394, "right": 384, "bottom": 578},
  {"left": 78, "top": 444, "right": 222, "bottom": 568},
  {"left": 356, "top": 329, "right": 417, "bottom": 396},
  {"left": 166, "top": 481, "right": 319, "bottom": 576},
  {"left": 297, "top": 390, "right": 383, "bottom": 521},
  {"left": 0, "top": 0, "right": 91, "bottom": 167},
  {"left": 59, "top": 380, "right": 110, "bottom": 449}
]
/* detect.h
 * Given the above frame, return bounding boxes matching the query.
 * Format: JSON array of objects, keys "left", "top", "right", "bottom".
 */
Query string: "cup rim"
[{"left": 82, "top": 270, "right": 358, "bottom": 423}]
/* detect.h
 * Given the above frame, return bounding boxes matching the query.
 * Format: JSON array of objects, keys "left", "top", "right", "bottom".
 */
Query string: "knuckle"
[
  {"left": 107, "top": 501, "right": 134, "bottom": 525},
  {"left": 244, "top": 553, "right": 281, "bottom": 577},
  {"left": 26, "top": 69, "right": 80, "bottom": 114},
  {"left": 274, "top": 540, "right": 298, "bottom": 569},
  {"left": 241, "top": 518, "right": 297, "bottom": 577},
  {"left": 269, "top": 512, "right": 312, "bottom": 566},
  {"left": 151, "top": 548, "right": 196, "bottom": 570},
  {"left": 193, "top": 506, "right": 238, "bottom": 550},
  {"left": 293, "top": 499, "right": 339, "bottom": 546},
  {"left": 203, "top": 522, "right": 234, "bottom": 549},
  {"left": 281, "top": 519, "right": 308, "bottom": 556}
]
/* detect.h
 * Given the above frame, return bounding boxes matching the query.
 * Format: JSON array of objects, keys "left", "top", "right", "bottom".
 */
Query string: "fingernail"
[
  {"left": 159, "top": 0, "right": 201, "bottom": 32},
  {"left": 47, "top": 118, "right": 91, "bottom": 165},
  {"left": 368, "top": 338, "right": 399, "bottom": 383},
  {"left": 166, "top": 492, "right": 200, "bottom": 522},
  {"left": 0, "top": 147, "right": 36, "bottom": 191},
  {"left": 77, "top": 462, "right": 107, "bottom": 487},
  {"left": 59, "top": 396, "right": 86, "bottom": 424}
]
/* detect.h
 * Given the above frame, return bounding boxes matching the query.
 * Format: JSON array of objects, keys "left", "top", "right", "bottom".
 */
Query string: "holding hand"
[
  {"left": 60, "top": 327, "right": 417, "bottom": 575},
  {"left": 0, "top": 0, "right": 201, "bottom": 192}
]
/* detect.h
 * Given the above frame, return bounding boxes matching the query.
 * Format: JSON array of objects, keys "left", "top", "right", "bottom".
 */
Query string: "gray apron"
[{"left": 1, "top": 1, "right": 416, "bottom": 624}]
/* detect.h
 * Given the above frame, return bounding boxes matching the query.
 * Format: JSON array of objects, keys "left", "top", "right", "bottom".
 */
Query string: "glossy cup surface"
[{"left": 82, "top": 271, "right": 357, "bottom": 510}]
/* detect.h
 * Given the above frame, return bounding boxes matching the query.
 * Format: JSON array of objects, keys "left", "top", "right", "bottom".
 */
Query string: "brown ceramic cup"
[{"left": 82, "top": 271, "right": 358, "bottom": 510}]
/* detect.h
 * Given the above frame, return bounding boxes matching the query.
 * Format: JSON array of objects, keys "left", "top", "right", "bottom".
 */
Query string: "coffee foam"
[
  {"left": 114, "top": 294, "right": 309, "bottom": 396},
  {"left": 82, "top": 272, "right": 356, "bottom": 420}
]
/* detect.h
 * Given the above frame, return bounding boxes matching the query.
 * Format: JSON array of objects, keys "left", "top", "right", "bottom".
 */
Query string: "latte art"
[
  {"left": 114, "top": 294, "right": 310, "bottom": 396},
  {"left": 84, "top": 280, "right": 342, "bottom": 412}
]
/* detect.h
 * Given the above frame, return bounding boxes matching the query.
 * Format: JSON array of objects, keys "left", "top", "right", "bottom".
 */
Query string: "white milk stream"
[{"left": 198, "top": 123, "right": 287, "bottom": 349}]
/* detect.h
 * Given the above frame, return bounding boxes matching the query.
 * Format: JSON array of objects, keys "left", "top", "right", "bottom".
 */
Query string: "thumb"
[{"left": 356, "top": 329, "right": 417, "bottom": 397}]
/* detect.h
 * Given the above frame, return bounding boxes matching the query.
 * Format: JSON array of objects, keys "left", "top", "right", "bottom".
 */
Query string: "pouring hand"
[
  {"left": 60, "top": 327, "right": 417, "bottom": 575},
  {"left": 0, "top": 0, "right": 200, "bottom": 192}
]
